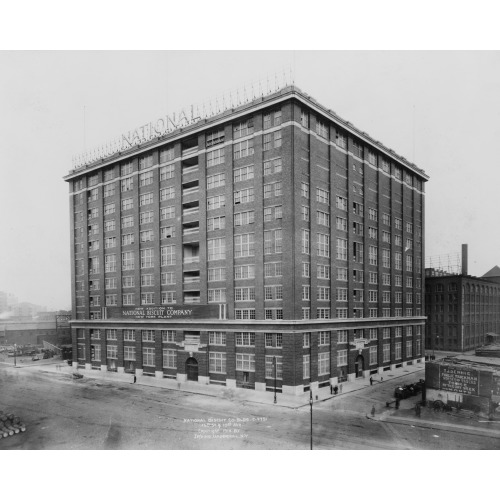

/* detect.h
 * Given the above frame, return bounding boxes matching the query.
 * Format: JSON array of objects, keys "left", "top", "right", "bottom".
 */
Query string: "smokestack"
[{"left": 462, "top": 244, "right": 468, "bottom": 275}]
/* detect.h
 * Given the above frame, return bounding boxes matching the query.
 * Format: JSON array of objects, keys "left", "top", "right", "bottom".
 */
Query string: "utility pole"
[
  {"left": 273, "top": 356, "right": 277, "bottom": 404},
  {"left": 309, "top": 389, "right": 313, "bottom": 450}
]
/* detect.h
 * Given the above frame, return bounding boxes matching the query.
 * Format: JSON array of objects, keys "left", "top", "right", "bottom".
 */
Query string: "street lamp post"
[
  {"left": 309, "top": 389, "right": 313, "bottom": 450},
  {"left": 273, "top": 356, "right": 277, "bottom": 404},
  {"left": 14, "top": 343, "right": 17, "bottom": 367}
]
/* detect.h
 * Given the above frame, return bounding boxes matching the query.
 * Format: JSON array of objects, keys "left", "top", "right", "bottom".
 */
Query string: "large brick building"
[{"left": 64, "top": 85, "right": 429, "bottom": 395}]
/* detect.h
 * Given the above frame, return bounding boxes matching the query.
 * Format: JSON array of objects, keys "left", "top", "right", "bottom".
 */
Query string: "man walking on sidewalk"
[{"left": 370, "top": 376, "right": 373, "bottom": 386}]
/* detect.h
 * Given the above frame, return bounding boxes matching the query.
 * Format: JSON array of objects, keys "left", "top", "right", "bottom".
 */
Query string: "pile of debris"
[{"left": 0, "top": 411, "right": 26, "bottom": 439}]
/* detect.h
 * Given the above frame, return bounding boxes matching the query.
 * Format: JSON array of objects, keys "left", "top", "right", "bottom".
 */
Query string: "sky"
[{"left": 1, "top": 50, "right": 500, "bottom": 310}]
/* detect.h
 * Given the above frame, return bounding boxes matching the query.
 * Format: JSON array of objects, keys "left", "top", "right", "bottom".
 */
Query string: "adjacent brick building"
[
  {"left": 425, "top": 246, "right": 500, "bottom": 353},
  {"left": 64, "top": 85, "right": 429, "bottom": 395}
]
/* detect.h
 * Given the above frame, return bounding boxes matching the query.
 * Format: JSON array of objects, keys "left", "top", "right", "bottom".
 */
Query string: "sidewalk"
[
  {"left": 15, "top": 357, "right": 426, "bottom": 410},
  {"left": 371, "top": 399, "right": 500, "bottom": 439}
]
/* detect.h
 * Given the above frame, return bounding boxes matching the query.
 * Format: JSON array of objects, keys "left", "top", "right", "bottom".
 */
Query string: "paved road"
[{"left": 1, "top": 366, "right": 498, "bottom": 450}]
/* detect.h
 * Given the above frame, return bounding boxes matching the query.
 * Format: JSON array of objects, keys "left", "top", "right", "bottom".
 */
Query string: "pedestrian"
[
  {"left": 371, "top": 405, "right": 376, "bottom": 417},
  {"left": 339, "top": 383, "right": 343, "bottom": 394},
  {"left": 133, "top": 374, "right": 136, "bottom": 384},
  {"left": 333, "top": 385, "right": 338, "bottom": 395},
  {"left": 330, "top": 384, "right": 333, "bottom": 395},
  {"left": 415, "top": 404, "right": 421, "bottom": 418},
  {"left": 395, "top": 397, "right": 400, "bottom": 410},
  {"left": 370, "top": 376, "right": 373, "bottom": 386},
  {"left": 381, "top": 376, "right": 383, "bottom": 382}
]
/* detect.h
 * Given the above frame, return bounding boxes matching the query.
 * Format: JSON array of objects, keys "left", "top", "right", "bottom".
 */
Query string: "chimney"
[{"left": 462, "top": 244, "right": 468, "bottom": 275}]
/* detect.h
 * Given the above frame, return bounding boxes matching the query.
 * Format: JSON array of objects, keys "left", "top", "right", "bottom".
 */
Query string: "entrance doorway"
[
  {"left": 186, "top": 357, "right": 198, "bottom": 381},
  {"left": 355, "top": 354, "right": 364, "bottom": 378}
]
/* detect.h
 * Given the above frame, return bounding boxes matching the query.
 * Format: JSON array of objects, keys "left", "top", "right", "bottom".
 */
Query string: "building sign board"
[
  {"left": 107, "top": 305, "right": 220, "bottom": 320},
  {"left": 491, "top": 374, "right": 500, "bottom": 397},
  {"left": 440, "top": 366, "right": 479, "bottom": 395}
]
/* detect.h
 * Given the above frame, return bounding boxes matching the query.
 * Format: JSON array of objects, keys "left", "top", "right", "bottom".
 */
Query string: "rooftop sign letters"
[{"left": 108, "top": 305, "right": 220, "bottom": 320}]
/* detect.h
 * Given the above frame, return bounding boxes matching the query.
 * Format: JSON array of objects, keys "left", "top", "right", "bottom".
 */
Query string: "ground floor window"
[
  {"left": 383, "top": 344, "right": 390, "bottom": 363},
  {"left": 236, "top": 353, "right": 255, "bottom": 372},
  {"left": 395, "top": 342, "right": 402, "bottom": 360},
  {"left": 369, "top": 346, "right": 377, "bottom": 365},
  {"left": 337, "top": 349, "right": 347, "bottom": 366},
  {"left": 124, "top": 346, "right": 136, "bottom": 361},
  {"left": 107, "top": 345, "right": 117, "bottom": 359},
  {"left": 406, "top": 341, "right": 413, "bottom": 358},
  {"left": 163, "top": 349, "right": 176, "bottom": 369},
  {"left": 303, "top": 354, "right": 310, "bottom": 379},
  {"left": 318, "top": 352, "right": 330, "bottom": 376},
  {"left": 91, "top": 344, "right": 101, "bottom": 362},
  {"left": 209, "top": 352, "right": 226, "bottom": 373},
  {"left": 265, "top": 356, "right": 283, "bottom": 379},
  {"left": 143, "top": 347, "right": 155, "bottom": 367}
]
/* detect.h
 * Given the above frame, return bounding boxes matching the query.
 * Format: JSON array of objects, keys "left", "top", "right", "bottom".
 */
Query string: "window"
[
  {"left": 234, "top": 211, "right": 254, "bottom": 226},
  {"left": 318, "top": 331, "right": 330, "bottom": 346},
  {"left": 406, "top": 254, "right": 413, "bottom": 272},
  {"left": 162, "top": 349, "right": 176, "bottom": 369},
  {"left": 122, "top": 233, "right": 134, "bottom": 247},
  {"left": 236, "top": 353, "right": 255, "bottom": 371},
  {"left": 337, "top": 238, "right": 347, "bottom": 260},
  {"left": 317, "top": 211, "right": 330, "bottom": 228},
  {"left": 159, "top": 146, "right": 175, "bottom": 163},
  {"left": 335, "top": 216, "right": 347, "bottom": 232},
  {"left": 265, "top": 285, "right": 283, "bottom": 301},
  {"left": 264, "top": 229, "right": 282, "bottom": 254},
  {"left": 317, "top": 287, "right": 330, "bottom": 301},
  {"left": 124, "top": 346, "right": 136, "bottom": 362},
  {"left": 303, "top": 355, "right": 310, "bottom": 379},
  {"left": 234, "top": 188, "right": 254, "bottom": 204},
  {"left": 121, "top": 177, "right": 133, "bottom": 192},
  {"left": 316, "top": 120, "right": 328, "bottom": 139},
  {"left": 140, "top": 248, "right": 154, "bottom": 269},
  {"left": 337, "top": 330, "right": 348, "bottom": 344},
  {"left": 369, "top": 246, "right": 378, "bottom": 266},
  {"left": 316, "top": 188, "right": 330, "bottom": 205},
  {"left": 368, "top": 208, "right": 378, "bottom": 221},
  {"left": 139, "top": 172, "right": 153, "bottom": 186},
  {"left": 107, "top": 345, "right": 118, "bottom": 360},
  {"left": 336, "top": 196, "right": 347, "bottom": 211},
  {"left": 161, "top": 291, "right": 176, "bottom": 304},
  {"left": 234, "top": 233, "right": 255, "bottom": 258},
  {"left": 207, "top": 173, "right": 226, "bottom": 190},
  {"left": 317, "top": 264, "right": 330, "bottom": 279},
  {"left": 122, "top": 215, "right": 134, "bottom": 229},
  {"left": 370, "top": 346, "right": 378, "bottom": 365},
  {"left": 209, "top": 267, "right": 227, "bottom": 281},
  {"left": 143, "top": 347, "right": 155, "bottom": 367},
  {"left": 140, "top": 211, "right": 154, "bottom": 225},
  {"left": 395, "top": 218, "right": 402, "bottom": 230},
  {"left": 105, "top": 294, "right": 117, "bottom": 306},
  {"left": 235, "top": 332, "right": 255, "bottom": 346},
  {"left": 302, "top": 285, "right": 310, "bottom": 301},
  {"left": 265, "top": 333, "right": 283, "bottom": 348},
  {"left": 353, "top": 242, "right": 364, "bottom": 263},
  {"left": 161, "top": 245, "right": 176, "bottom": 266},
  {"left": 105, "top": 277, "right": 117, "bottom": 290},
  {"left": 138, "top": 154, "right": 153, "bottom": 170},
  {"left": 301, "top": 110, "right": 309, "bottom": 128},
  {"left": 207, "top": 147, "right": 225, "bottom": 167},
  {"left": 264, "top": 262, "right": 282, "bottom": 277},
  {"left": 122, "top": 276, "right": 135, "bottom": 289},
  {"left": 264, "top": 158, "right": 282, "bottom": 176},
  {"left": 234, "top": 165, "right": 254, "bottom": 183},
  {"left": 353, "top": 202, "right": 363, "bottom": 216},
  {"left": 104, "top": 203, "right": 115, "bottom": 215},
  {"left": 161, "top": 272, "right": 175, "bottom": 285},
  {"left": 160, "top": 186, "right": 175, "bottom": 201},
  {"left": 160, "top": 164, "right": 175, "bottom": 180},
  {"left": 336, "top": 288, "right": 348, "bottom": 301},
  {"left": 317, "top": 308, "right": 330, "bottom": 319},
  {"left": 120, "top": 161, "right": 133, "bottom": 176},
  {"left": 368, "top": 290, "right": 378, "bottom": 303},
  {"left": 264, "top": 205, "right": 283, "bottom": 221},
  {"left": 302, "top": 229, "right": 310, "bottom": 254},
  {"left": 301, "top": 182, "right": 310, "bottom": 199},
  {"left": 208, "top": 238, "right": 226, "bottom": 261},
  {"left": 337, "top": 267, "right": 348, "bottom": 281},
  {"left": 395, "top": 252, "right": 402, "bottom": 271},
  {"left": 265, "top": 356, "right": 283, "bottom": 379},
  {"left": 209, "top": 352, "right": 226, "bottom": 374},
  {"left": 106, "top": 329, "right": 117, "bottom": 340},
  {"left": 336, "top": 131, "right": 346, "bottom": 149},
  {"left": 208, "top": 289, "right": 226, "bottom": 303},
  {"left": 233, "top": 139, "right": 254, "bottom": 159},
  {"left": 233, "top": 265, "right": 258, "bottom": 283},
  {"left": 263, "top": 181, "right": 282, "bottom": 198},
  {"left": 235, "top": 287, "right": 255, "bottom": 301},
  {"left": 208, "top": 216, "right": 226, "bottom": 231},
  {"left": 318, "top": 352, "right": 330, "bottom": 376},
  {"left": 206, "top": 128, "right": 225, "bottom": 148},
  {"left": 234, "top": 309, "right": 256, "bottom": 320},
  {"left": 208, "top": 332, "right": 226, "bottom": 346},
  {"left": 141, "top": 292, "right": 154, "bottom": 305},
  {"left": 161, "top": 206, "right": 175, "bottom": 220},
  {"left": 302, "top": 262, "right": 310, "bottom": 277},
  {"left": 302, "top": 332, "right": 311, "bottom": 348},
  {"left": 406, "top": 341, "right": 413, "bottom": 358}
]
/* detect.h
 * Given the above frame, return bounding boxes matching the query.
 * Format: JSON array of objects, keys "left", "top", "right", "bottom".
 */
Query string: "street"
[{"left": 1, "top": 365, "right": 499, "bottom": 450}]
